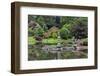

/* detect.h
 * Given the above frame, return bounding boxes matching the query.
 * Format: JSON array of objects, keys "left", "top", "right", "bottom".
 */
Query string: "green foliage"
[
  {"left": 28, "top": 15, "right": 88, "bottom": 60},
  {"left": 63, "top": 23, "right": 72, "bottom": 31},
  {"left": 51, "top": 32, "right": 58, "bottom": 39},
  {"left": 45, "top": 16, "right": 56, "bottom": 29},
  {"left": 60, "top": 16, "right": 77, "bottom": 25},
  {"left": 36, "top": 16, "right": 45, "bottom": 27},
  {"left": 60, "top": 27, "right": 70, "bottom": 39},
  {"left": 63, "top": 23, "right": 73, "bottom": 38},
  {"left": 28, "top": 15, "right": 37, "bottom": 22},
  {"left": 28, "top": 37, "right": 36, "bottom": 45},
  {"left": 42, "top": 38, "right": 58, "bottom": 45},
  {"left": 28, "top": 27, "right": 34, "bottom": 36},
  {"left": 70, "top": 17, "right": 88, "bottom": 39},
  {"left": 34, "top": 26, "right": 44, "bottom": 37},
  {"left": 43, "top": 24, "right": 48, "bottom": 31}
]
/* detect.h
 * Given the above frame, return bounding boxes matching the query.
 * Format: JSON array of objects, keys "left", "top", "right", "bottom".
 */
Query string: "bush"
[
  {"left": 51, "top": 32, "right": 58, "bottom": 39},
  {"left": 60, "top": 28, "right": 70, "bottom": 39},
  {"left": 28, "top": 27, "right": 34, "bottom": 36},
  {"left": 34, "top": 26, "right": 44, "bottom": 37},
  {"left": 28, "top": 37, "right": 36, "bottom": 45},
  {"left": 42, "top": 38, "right": 58, "bottom": 45}
]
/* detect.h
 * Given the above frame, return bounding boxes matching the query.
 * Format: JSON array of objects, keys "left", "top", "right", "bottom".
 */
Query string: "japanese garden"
[{"left": 28, "top": 15, "right": 88, "bottom": 60}]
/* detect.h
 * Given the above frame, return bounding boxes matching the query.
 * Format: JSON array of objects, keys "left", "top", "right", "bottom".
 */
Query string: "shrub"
[
  {"left": 51, "top": 32, "right": 58, "bottom": 39},
  {"left": 28, "top": 27, "right": 34, "bottom": 36},
  {"left": 34, "top": 26, "right": 44, "bottom": 37},
  {"left": 60, "top": 28, "right": 70, "bottom": 39}
]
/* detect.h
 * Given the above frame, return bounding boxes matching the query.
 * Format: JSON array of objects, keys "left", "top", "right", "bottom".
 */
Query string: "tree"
[
  {"left": 36, "top": 16, "right": 45, "bottom": 28},
  {"left": 43, "top": 24, "right": 48, "bottom": 32},
  {"left": 70, "top": 17, "right": 88, "bottom": 39},
  {"left": 34, "top": 26, "right": 44, "bottom": 37},
  {"left": 60, "top": 16, "right": 77, "bottom": 26},
  {"left": 28, "top": 15, "right": 88, "bottom": 40},
  {"left": 28, "top": 15, "right": 37, "bottom": 23},
  {"left": 45, "top": 16, "right": 55, "bottom": 29}
]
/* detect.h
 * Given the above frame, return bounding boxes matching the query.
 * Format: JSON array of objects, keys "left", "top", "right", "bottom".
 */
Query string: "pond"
[{"left": 28, "top": 43, "right": 88, "bottom": 60}]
